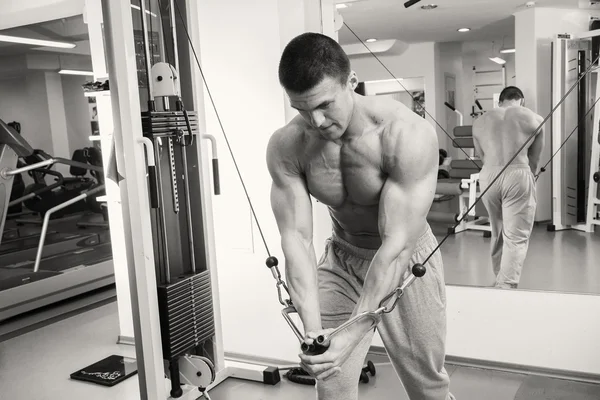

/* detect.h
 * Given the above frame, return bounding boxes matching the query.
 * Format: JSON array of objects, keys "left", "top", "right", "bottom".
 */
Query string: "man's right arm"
[{"left": 266, "top": 131, "right": 322, "bottom": 333}]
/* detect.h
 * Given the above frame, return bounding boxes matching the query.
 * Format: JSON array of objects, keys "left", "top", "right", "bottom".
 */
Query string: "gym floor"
[
  {"left": 431, "top": 222, "right": 600, "bottom": 294},
  {"left": 1, "top": 301, "right": 599, "bottom": 400}
]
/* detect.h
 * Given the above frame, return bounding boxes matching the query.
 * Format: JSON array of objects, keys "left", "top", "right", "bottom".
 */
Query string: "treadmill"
[{"left": 0, "top": 119, "right": 115, "bottom": 322}]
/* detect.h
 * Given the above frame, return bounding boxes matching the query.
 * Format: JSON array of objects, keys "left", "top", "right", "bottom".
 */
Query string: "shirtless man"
[
  {"left": 267, "top": 32, "right": 454, "bottom": 400},
  {"left": 472, "top": 86, "right": 544, "bottom": 289}
]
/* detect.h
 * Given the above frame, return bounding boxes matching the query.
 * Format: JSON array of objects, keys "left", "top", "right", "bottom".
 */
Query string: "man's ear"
[{"left": 348, "top": 71, "right": 359, "bottom": 91}]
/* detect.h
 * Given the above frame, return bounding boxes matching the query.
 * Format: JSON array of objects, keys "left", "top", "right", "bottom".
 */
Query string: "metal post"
[{"left": 101, "top": 0, "right": 167, "bottom": 398}]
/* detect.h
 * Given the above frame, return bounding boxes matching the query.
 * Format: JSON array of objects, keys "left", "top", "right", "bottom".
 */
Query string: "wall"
[
  {"left": 445, "top": 286, "right": 600, "bottom": 375},
  {"left": 196, "top": 0, "right": 302, "bottom": 361},
  {"left": 62, "top": 75, "right": 94, "bottom": 153},
  {"left": 0, "top": 78, "right": 30, "bottom": 135},
  {"left": 437, "top": 42, "right": 465, "bottom": 159},
  {"left": 0, "top": 71, "right": 92, "bottom": 179}
]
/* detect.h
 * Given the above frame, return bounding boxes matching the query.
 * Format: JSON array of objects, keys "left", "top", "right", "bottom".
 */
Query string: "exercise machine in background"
[
  {"left": 0, "top": 119, "right": 114, "bottom": 323},
  {"left": 550, "top": 31, "right": 600, "bottom": 232},
  {"left": 428, "top": 102, "right": 490, "bottom": 238}
]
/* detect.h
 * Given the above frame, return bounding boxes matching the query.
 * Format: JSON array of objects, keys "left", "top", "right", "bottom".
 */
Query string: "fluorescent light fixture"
[
  {"left": 336, "top": 3, "right": 348, "bottom": 8},
  {"left": 500, "top": 48, "right": 516, "bottom": 54},
  {"left": 489, "top": 57, "right": 506, "bottom": 65},
  {"left": 131, "top": 4, "right": 157, "bottom": 18},
  {"left": 458, "top": 28, "right": 471, "bottom": 32},
  {"left": 366, "top": 38, "right": 377, "bottom": 43},
  {"left": 0, "top": 34, "right": 75, "bottom": 49},
  {"left": 59, "top": 69, "right": 94, "bottom": 76}
]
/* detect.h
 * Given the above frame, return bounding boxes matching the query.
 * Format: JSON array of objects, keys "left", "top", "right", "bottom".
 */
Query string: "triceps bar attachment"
[{"left": 266, "top": 257, "right": 426, "bottom": 356}]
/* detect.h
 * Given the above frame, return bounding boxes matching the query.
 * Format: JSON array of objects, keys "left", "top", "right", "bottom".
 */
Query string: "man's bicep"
[
  {"left": 379, "top": 178, "right": 434, "bottom": 239},
  {"left": 379, "top": 123, "right": 437, "bottom": 255},
  {"left": 270, "top": 171, "right": 313, "bottom": 241}
]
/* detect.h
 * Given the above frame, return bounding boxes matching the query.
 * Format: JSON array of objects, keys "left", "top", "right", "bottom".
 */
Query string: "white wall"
[
  {"left": 445, "top": 286, "right": 600, "bottom": 375},
  {"left": 196, "top": 0, "right": 302, "bottom": 361},
  {"left": 437, "top": 42, "right": 464, "bottom": 158},
  {"left": 0, "top": 78, "right": 30, "bottom": 134},
  {"left": 62, "top": 75, "right": 94, "bottom": 153}
]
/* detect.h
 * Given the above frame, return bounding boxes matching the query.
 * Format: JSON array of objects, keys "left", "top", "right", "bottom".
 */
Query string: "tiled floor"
[{"left": 1, "top": 301, "right": 599, "bottom": 400}]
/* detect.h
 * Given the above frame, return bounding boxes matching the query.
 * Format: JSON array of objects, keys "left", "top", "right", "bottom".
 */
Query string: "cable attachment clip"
[{"left": 266, "top": 256, "right": 291, "bottom": 307}]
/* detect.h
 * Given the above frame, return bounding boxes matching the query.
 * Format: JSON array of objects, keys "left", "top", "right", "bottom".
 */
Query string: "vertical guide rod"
[
  {"left": 577, "top": 49, "right": 587, "bottom": 222},
  {"left": 139, "top": 0, "right": 154, "bottom": 103}
]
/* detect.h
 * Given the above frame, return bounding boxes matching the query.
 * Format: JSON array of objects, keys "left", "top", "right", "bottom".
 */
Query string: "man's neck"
[{"left": 341, "top": 95, "right": 373, "bottom": 142}]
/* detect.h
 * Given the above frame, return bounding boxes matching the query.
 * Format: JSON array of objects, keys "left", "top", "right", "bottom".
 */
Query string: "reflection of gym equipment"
[
  {"left": 472, "top": 65, "right": 506, "bottom": 117},
  {"left": 0, "top": 119, "right": 114, "bottom": 322},
  {"left": 550, "top": 33, "right": 600, "bottom": 232},
  {"left": 429, "top": 103, "right": 490, "bottom": 237},
  {"left": 12, "top": 148, "right": 106, "bottom": 224}
]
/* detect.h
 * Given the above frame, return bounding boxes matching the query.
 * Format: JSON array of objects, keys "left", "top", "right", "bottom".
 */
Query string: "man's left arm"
[{"left": 352, "top": 121, "right": 438, "bottom": 325}]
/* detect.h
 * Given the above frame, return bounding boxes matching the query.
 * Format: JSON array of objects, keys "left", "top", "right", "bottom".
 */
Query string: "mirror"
[
  {"left": 335, "top": 2, "right": 600, "bottom": 295},
  {"left": 0, "top": 15, "right": 113, "bottom": 332}
]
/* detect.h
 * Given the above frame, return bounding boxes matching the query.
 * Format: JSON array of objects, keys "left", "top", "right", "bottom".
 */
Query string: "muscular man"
[
  {"left": 267, "top": 32, "right": 454, "bottom": 400},
  {"left": 472, "top": 86, "right": 544, "bottom": 289}
]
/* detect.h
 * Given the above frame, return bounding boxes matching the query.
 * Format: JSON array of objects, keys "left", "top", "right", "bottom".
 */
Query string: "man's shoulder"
[
  {"left": 506, "top": 106, "right": 543, "bottom": 131},
  {"left": 268, "top": 117, "right": 307, "bottom": 155},
  {"left": 506, "top": 106, "right": 542, "bottom": 122}
]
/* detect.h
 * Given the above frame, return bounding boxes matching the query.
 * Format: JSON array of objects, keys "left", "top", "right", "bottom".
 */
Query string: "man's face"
[{"left": 287, "top": 73, "right": 356, "bottom": 141}]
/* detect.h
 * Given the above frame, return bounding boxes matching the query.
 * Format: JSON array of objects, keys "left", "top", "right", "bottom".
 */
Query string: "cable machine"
[{"left": 550, "top": 32, "right": 600, "bottom": 232}]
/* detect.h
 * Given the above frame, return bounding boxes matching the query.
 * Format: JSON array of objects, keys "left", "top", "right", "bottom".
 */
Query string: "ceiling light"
[
  {"left": 421, "top": 4, "right": 438, "bottom": 9},
  {"left": 489, "top": 57, "right": 507, "bottom": 65},
  {"left": 0, "top": 34, "right": 76, "bottom": 49},
  {"left": 59, "top": 69, "right": 94, "bottom": 76},
  {"left": 336, "top": 3, "right": 348, "bottom": 8},
  {"left": 458, "top": 28, "right": 471, "bottom": 32},
  {"left": 131, "top": 4, "right": 158, "bottom": 18},
  {"left": 366, "top": 38, "right": 377, "bottom": 43},
  {"left": 404, "top": 0, "right": 422, "bottom": 8},
  {"left": 500, "top": 48, "right": 516, "bottom": 53}
]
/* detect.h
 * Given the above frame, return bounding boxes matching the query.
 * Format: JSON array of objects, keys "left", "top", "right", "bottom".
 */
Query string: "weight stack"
[{"left": 157, "top": 270, "right": 216, "bottom": 361}]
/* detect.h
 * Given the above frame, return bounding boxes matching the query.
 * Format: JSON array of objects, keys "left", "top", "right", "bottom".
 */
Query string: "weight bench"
[{"left": 430, "top": 126, "right": 491, "bottom": 238}]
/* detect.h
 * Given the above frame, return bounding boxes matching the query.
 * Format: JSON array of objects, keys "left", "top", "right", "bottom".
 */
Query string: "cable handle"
[{"left": 301, "top": 263, "right": 427, "bottom": 356}]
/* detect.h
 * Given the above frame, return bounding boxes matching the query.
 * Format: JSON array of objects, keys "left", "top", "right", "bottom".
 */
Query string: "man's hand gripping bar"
[{"left": 266, "top": 257, "right": 426, "bottom": 356}]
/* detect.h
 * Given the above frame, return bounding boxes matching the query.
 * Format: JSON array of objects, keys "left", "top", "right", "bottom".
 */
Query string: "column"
[
  {"left": 85, "top": 0, "right": 135, "bottom": 343},
  {"left": 44, "top": 72, "right": 71, "bottom": 176}
]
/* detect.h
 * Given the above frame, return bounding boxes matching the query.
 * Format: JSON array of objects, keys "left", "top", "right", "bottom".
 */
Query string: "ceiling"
[
  {"left": 336, "top": 0, "right": 582, "bottom": 45},
  {"left": 0, "top": 15, "right": 89, "bottom": 57}
]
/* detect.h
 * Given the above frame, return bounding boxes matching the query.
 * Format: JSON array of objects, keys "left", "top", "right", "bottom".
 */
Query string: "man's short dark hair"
[
  {"left": 499, "top": 86, "right": 524, "bottom": 103},
  {"left": 278, "top": 32, "right": 351, "bottom": 93}
]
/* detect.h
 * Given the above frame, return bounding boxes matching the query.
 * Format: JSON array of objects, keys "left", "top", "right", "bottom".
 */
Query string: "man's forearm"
[
  {"left": 281, "top": 235, "right": 322, "bottom": 333},
  {"left": 351, "top": 243, "right": 413, "bottom": 333}
]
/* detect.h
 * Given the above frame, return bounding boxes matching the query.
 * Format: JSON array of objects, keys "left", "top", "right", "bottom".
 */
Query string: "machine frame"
[{"left": 551, "top": 31, "right": 600, "bottom": 232}]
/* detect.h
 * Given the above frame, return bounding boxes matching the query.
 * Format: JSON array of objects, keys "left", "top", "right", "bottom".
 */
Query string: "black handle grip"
[
  {"left": 475, "top": 100, "right": 483, "bottom": 110},
  {"left": 212, "top": 158, "right": 220, "bottom": 195},
  {"left": 148, "top": 165, "right": 159, "bottom": 208},
  {"left": 301, "top": 341, "right": 329, "bottom": 356},
  {"left": 444, "top": 102, "right": 456, "bottom": 111}
]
